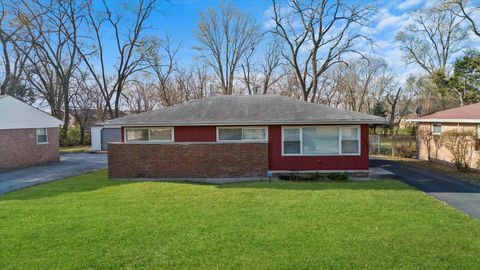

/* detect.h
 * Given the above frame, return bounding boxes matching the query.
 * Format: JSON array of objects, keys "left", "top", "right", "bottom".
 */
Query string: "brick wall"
[
  {"left": 0, "top": 127, "right": 60, "bottom": 171},
  {"left": 418, "top": 122, "right": 480, "bottom": 168},
  {"left": 108, "top": 142, "right": 269, "bottom": 178}
]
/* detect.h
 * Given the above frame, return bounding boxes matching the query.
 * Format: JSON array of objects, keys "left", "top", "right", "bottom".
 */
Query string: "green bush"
[
  {"left": 60, "top": 126, "right": 91, "bottom": 146},
  {"left": 279, "top": 172, "right": 350, "bottom": 181},
  {"left": 278, "top": 172, "right": 325, "bottom": 181},
  {"left": 327, "top": 172, "right": 348, "bottom": 181}
]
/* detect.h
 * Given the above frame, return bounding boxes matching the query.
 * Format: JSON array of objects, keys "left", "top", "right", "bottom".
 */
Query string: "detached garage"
[
  {"left": 91, "top": 125, "right": 122, "bottom": 151},
  {"left": 0, "top": 95, "right": 62, "bottom": 171}
]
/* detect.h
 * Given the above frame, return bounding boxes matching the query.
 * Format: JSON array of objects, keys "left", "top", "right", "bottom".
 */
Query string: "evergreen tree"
[
  {"left": 372, "top": 101, "right": 387, "bottom": 118},
  {"left": 450, "top": 50, "right": 480, "bottom": 105}
]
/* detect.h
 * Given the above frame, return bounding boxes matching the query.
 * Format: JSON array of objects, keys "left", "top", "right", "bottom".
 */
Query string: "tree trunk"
[{"left": 79, "top": 124, "right": 85, "bottom": 145}]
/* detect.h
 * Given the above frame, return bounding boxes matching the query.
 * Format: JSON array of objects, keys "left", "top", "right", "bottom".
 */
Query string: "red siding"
[
  {"left": 174, "top": 126, "right": 216, "bottom": 142},
  {"left": 268, "top": 124, "right": 369, "bottom": 171},
  {"left": 119, "top": 124, "right": 369, "bottom": 171}
]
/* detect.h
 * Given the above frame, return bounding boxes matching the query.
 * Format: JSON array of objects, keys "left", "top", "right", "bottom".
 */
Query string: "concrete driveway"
[
  {"left": 371, "top": 158, "right": 480, "bottom": 220},
  {"left": 0, "top": 153, "right": 107, "bottom": 195}
]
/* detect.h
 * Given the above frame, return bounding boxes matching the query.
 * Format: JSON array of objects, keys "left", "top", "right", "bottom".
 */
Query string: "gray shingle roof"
[{"left": 105, "top": 95, "right": 387, "bottom": 126}]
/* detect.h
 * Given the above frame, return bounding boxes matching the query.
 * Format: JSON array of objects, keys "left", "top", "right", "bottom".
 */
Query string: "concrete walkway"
[
  {"left": 0, "top": 153, "right": 107, "bottom": 195},
  {"left": 371, "top": 158, "right": 480, "bottom": 220}
]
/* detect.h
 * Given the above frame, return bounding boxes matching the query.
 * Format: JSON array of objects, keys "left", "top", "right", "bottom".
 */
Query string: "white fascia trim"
[
  {"left": 0, "top": 125, "right": 61, "bottom": 130},
  {"left": 408, "top": 119, "right": 480, "bottom": 123},
  {"left": 103, "top": 120, "right": 387, "bottom": 127}
]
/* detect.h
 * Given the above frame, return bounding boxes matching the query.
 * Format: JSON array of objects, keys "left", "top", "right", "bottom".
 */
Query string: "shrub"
[
  {"left": 60, "top": 126, "right": 91, "bottom": 146},
  {"left": 394, "top": 143, "right": 417, "bottom": 158},
  {"left": 418, "top": 128, "right": 435, "bottom": 161},
  {"left": 278, "top": 173, "right": 325, "bottom": 181},
  {"left": 278, "top": 172, "right": 349, "bottom": 181},
  {"left": 327, "top": 172, "right": 348, "bottom": 181},
  {"left": 440, "top": 129, "right": 476, "bottom": 172}
]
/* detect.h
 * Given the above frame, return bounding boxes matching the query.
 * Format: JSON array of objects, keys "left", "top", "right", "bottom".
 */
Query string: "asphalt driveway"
[
  {"left": 0, "top": 153, "right": 107, "bottom": 195},
  {"left": 371, "top": 158, "right": 480, "bottom": 220}
]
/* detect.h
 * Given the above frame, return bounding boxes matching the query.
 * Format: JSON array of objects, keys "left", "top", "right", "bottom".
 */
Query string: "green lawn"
[
  {"left": 59, "top": 145, "right": 91, "bottom": 153},
  {"left": 1, "top": 171, "right": 479, "bottom": 269}
]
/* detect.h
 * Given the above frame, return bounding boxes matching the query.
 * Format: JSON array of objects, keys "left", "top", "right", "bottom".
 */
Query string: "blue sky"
[{"left": 100, "top": 0, "right": 479, "bottom": 82}]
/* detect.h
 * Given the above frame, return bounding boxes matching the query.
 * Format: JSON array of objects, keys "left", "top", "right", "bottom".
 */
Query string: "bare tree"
[
  {"left": 340, "top": 57, "right": 387, "bottom": 112},
  {"left": 12, "top": 0, "right": 84, "bottom": 143},
  {"left": 396, "top": 5, "right": 468, "bottom": 76},
  {"left": 241, "top": 38, "right": 286, "bottom": 95},
  {"left": 195, "top": 3, "right": 261, "bottom": 95},
  {"left": 123, "top": 75, "right": 159, "bottom": 113},
  {"left": 143, "top": 35, "right": 181, "bottom": 107},
  {"left": 271, "top": 0, "right": 374, "bottom": 102},
  {"left": 240, "top": 45, "right": 257, "bottom": 95},
  {"left": 259, "top": 39, "right": 286, "bottom": 94},
  {"left": 74, "top": 0, "right": 157, "bottom": 119},
  {"left": 445, "top": 0, "right": 480, "bottom": 37},
  {"left": 189, "top": 64, "right": 210, "bottom": 99},
  {"left": 0, "top": 1, "right": 33, "bottom": 97},
  {"left": 71, "top": 71, "right": 99, "bottom": 145}
]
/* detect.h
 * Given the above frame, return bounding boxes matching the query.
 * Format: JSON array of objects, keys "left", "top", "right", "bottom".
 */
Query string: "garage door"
[{"left": 101, "top": 128, "right": 122, "bottom": 150}]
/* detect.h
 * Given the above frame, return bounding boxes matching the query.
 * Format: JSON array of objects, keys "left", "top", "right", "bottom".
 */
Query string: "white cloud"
[
  {"left": 375, "top": 9, "right": 410, "bottom": 31},
  {"left": 396, "top": 0, "right": 423, "bottom": 11}
]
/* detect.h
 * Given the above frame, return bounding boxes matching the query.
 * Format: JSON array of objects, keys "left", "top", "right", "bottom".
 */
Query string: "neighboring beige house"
[
  {"left": 0, "top": 95, "right": 63, "bottom": 171},
  {"left": 410, "top": 103, "right": 480, "bottom": 168}
]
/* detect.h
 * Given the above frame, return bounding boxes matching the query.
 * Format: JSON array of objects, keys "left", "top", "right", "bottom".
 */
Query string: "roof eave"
[
  {"left": 408, "top": 118, "right": 480, "bottom": 123},
  {"left": 104, "top": 119, "right": 388, "bottom": 127}
]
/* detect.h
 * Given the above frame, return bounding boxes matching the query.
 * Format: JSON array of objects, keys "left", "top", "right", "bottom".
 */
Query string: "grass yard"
[
  {"left": 1, "top": 171, "right": 479, "bottom": 269},
  {"left": 378, "top": 155, "right": 480, "bottom": 184},
  {"left": 59, "top": 145, "right": 91, "bottom": 154}
]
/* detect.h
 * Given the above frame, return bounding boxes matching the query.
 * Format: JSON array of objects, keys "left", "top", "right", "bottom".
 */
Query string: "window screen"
[
  {"left": 218, "top": 128, "right": 242, "bottom": 141},
  {"left": 36, "top": 128, "right": 48, "bottom": 144},
  {"left": 126, "top": 129, "right": 149, "bottom": 141},
  {"left": 283, "top": 128, "right": 301, "bottom": 154},
  {"left": 302, "top": 127, "right": 339, "bottom": 154},
  {"left": 341, "top": 127, "right": 359, "bottom": 154},
  {"left": 242, "top": 128, "right": 266, "bottom": 140}
]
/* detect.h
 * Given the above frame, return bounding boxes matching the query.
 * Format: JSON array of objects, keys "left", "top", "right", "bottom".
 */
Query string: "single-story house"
[
  {"left": 410, "top": 102, "right": 480, "bottom": 168},
  {"left": 0, "top": 95, "right": 63, "bottom": 171},
  {"left": 104, "top": 95, "right": 387, "bottom": 179}
]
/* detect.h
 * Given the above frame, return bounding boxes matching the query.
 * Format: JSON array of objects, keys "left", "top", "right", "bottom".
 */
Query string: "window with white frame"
[
  {"left": 125, "top": 128, "right": 173, "bottom": 142},
  {"left": 303, "top": 127, "right": 339, "bottom": 154},
  {"left": 36, "top": 128, "right": 48, "bottom": 144},
  {"left": 477, "top": 124, "right": 480, "bottom": 139},
  {"left": 432, "top": 123, "right": 442, "bottom": 135},
  {"left": 341, "top": 127, "right": 360, "bottom": 154},
  {"left": 283, "top": 128, "right": 301, "bottom": 154},
  {"left": 282, "top": 126, "right": 360, "bottom": 155},
  {"left": 217, "top": 127, "right": 267, "bottom": 142}
]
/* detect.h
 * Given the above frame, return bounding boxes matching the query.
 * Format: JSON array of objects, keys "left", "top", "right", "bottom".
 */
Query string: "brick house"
[
  {"left": 105, "top": 95, "right": 387, "bottom": 179},
  {"left": 410, "top": 103, "right": 480, "bottom": 168},
  {"left": 0, "top": 95, "right": 62, "bottom": 171}
]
